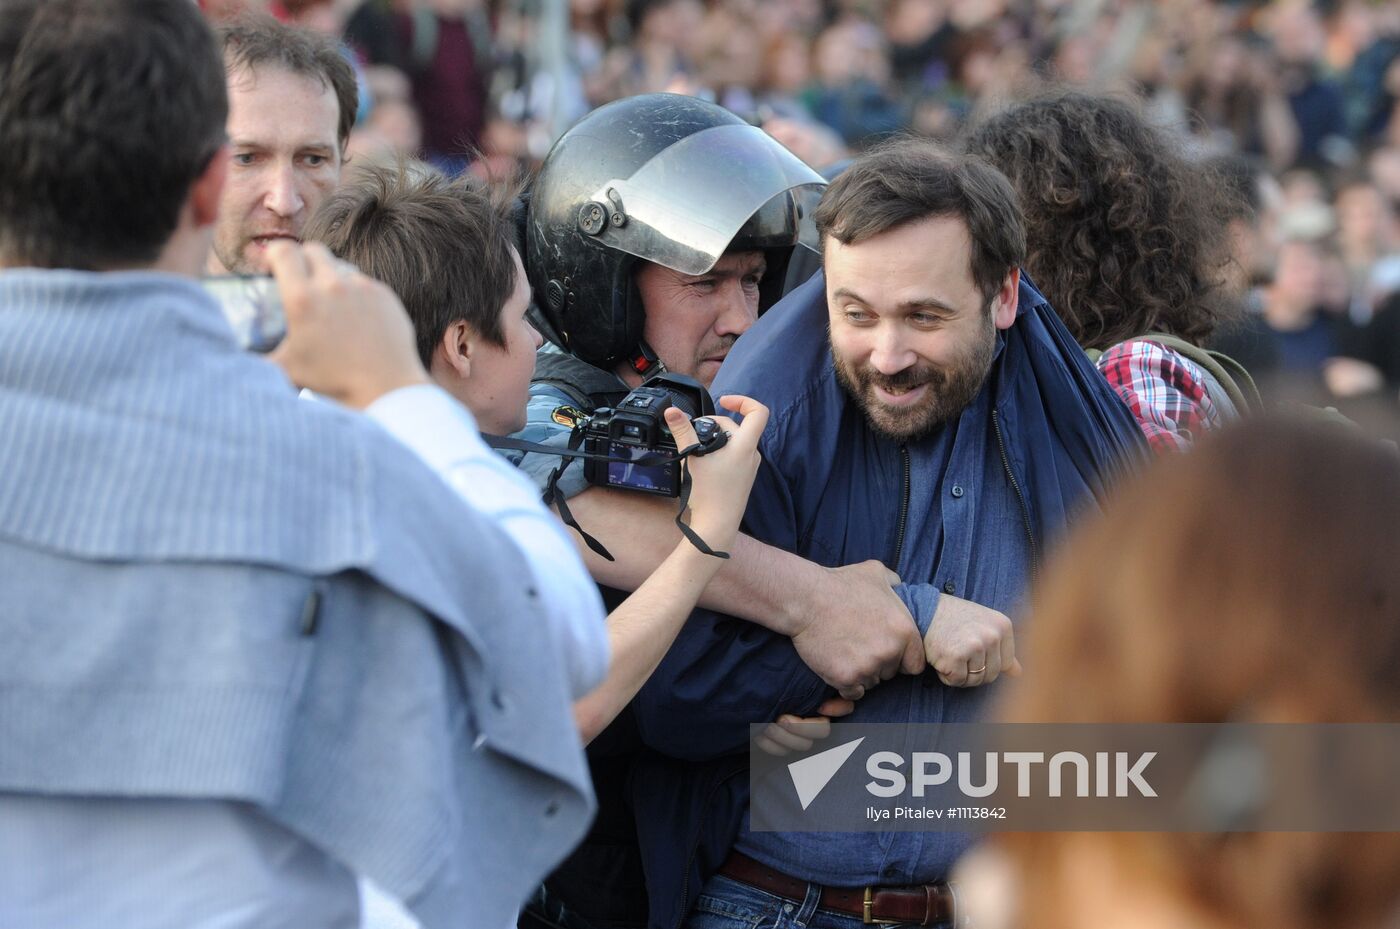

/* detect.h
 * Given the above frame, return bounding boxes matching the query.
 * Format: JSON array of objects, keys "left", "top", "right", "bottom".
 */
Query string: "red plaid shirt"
[{"left": 1097, "top": 339, "right": 1224, "bottom": 454}]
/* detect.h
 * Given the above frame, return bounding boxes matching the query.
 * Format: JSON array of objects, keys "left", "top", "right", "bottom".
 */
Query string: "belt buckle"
[{"left": 861, "top": 886, "right": 902, "bottom": 925}]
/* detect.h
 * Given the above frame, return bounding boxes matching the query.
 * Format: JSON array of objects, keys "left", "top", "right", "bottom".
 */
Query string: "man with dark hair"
[
  {"left": 306, "top": 162, "right": 539, "bottom": 435},
  {"left": 624, "top": 140, "right": 1146, "bottom": 929},
  {"left": 0, "top": 2, "right": 605, "bottom": 927},
  {"left": 0, "top": 0, "right": 227, "bottom": 268},
  {"left": 208, "top": 16, "right": 358, "bottom": 274},
  {"left": 814, "top": 144, "right": 1027, "bottom": 441}
]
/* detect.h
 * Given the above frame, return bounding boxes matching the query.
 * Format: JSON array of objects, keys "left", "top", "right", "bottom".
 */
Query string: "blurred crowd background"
[{"left": 198, "top": 0, "right": 1400, "bottom": 405}]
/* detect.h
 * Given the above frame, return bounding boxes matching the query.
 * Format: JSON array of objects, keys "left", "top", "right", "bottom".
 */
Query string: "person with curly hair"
[{"left": 964, "top": 91, "right": 1245, "bottom": 452}]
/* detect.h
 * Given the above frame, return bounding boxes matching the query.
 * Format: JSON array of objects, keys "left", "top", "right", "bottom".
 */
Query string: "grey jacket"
[{"left": 0, "top": 270, "right": 604, "bottom": 929}]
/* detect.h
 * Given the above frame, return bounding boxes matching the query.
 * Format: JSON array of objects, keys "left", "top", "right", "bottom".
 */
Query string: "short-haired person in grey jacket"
[{"left": 0, "top": 2, "right": 607, "bottom": 927}]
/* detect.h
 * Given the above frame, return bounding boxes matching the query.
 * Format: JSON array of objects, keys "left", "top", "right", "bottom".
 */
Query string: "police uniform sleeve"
[{"left": 500, "top": 382, "right": 591, "bottom": 500}]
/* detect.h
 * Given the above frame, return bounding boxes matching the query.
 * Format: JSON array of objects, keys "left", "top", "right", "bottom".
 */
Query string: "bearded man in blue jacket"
[{"left": 628, "top": 141, "right": 1147, "bottom": 929}]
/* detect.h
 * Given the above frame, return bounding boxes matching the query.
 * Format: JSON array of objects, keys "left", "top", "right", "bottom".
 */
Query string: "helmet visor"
[{"left": 587, "top": 124, "right": 826, "bottom": 276}]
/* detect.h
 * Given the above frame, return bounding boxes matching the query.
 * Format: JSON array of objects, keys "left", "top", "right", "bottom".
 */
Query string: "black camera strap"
[
  {"left": 671, "top": 444, "right": 730, "bottom": 560},
  {"left": 482, "top": 432, "right": 731, "bottom": 561}
]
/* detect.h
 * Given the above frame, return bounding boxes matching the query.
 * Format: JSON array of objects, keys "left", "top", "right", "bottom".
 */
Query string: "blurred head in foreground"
[{"left": 984, "top": 415, "right": 1400, "bottom": 929}]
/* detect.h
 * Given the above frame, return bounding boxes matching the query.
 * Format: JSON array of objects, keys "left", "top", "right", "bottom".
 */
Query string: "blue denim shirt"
[
  {"left": 630, "top": 271, "right": 1146, "bottom": 924},
  {"left": 730, "top": 337, "right": 1031, "bottom": 886}
]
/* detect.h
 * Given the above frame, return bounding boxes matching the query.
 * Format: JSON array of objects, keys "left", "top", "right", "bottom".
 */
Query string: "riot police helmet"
[{"left": 526, "top": 93, "right": 826, "bottom": 371}]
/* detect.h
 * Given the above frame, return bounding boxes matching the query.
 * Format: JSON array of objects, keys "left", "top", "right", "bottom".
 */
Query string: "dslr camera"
[{"left": 582, "top": 373, "right": 723, "bottom": 497}]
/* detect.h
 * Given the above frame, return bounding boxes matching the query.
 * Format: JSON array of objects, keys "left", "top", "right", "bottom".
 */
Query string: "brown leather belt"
[{"left": 718, "top": 851, "right": 956, "bottom": 926}]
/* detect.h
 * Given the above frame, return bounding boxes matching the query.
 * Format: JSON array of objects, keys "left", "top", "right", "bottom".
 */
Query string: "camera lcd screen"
[{"left": 606, "top": 442, "right": 672, "bottom": 493}]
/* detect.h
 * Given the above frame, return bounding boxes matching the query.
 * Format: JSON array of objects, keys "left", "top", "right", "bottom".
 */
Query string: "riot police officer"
[
  {"left": 512, "top": 94, "right": 927, "bottom": 929},
  {"left": 511, "top": 92, "right": 823, "bottom": 929},
  {"left": 509, "top": 92, "right": 824, "bottom": 495}
]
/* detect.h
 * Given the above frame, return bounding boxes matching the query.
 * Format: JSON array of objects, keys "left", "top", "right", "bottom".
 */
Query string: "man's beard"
[{"left": 832, "top": 316, "right": 997, "bottom": 443}]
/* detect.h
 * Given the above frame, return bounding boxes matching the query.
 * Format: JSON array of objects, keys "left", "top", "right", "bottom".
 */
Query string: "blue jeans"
[{"left": 685, "top": 874, "right": 873, "bottom": 929}]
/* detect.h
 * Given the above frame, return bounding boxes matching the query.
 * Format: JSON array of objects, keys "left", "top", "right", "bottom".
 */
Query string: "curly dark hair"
[{"left": 963, "top": 92, "right": 1239, "bottom": 350}]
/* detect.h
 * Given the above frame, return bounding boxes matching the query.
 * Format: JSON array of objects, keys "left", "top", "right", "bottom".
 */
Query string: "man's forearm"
[
  {"left": 562, "top": 485, "right": 815, "bottom": 635},
  {"left": 562, "top": 485, "right": 926, "bottom": 695}
]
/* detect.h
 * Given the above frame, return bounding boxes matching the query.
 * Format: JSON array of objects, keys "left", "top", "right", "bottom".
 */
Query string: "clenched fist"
[{"left": 923, "top": 594, "right": 1021, "bottom": 687}]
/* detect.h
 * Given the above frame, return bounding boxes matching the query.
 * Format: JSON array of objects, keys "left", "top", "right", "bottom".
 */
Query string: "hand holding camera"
[
  {"left": 264, "top": 241, "right": 429, "bottom": 410},
  {"left": 206, "top": 242, "right": 429, "bottom": 411},
  {"left": 662, "top": 394, "right": 769, "bottom": 560},
  {"left": 581, "top": 373, "right": 728, "bottom": 497}
]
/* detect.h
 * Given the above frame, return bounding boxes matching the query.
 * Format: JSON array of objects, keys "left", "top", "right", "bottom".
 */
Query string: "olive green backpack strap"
[
  {"left": 1140, "top": 331, "right": 1264, "bottom": 414},
  {"left": 1087, "top": 334, "right": 1262, "bottom": 415},
  {"left": 1092, "top": 333, "right": 1363, "bottom": 428}
]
